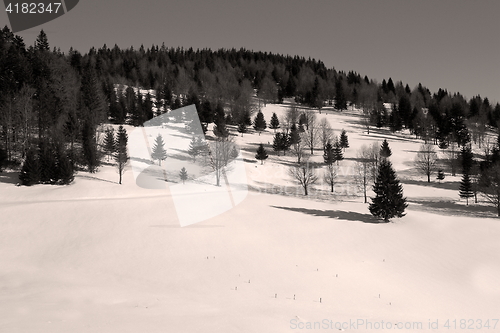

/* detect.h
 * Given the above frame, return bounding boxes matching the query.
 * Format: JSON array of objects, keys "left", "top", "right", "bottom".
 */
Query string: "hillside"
[{"left": 1, "top": 102, "right": 500, "bottom": 332}]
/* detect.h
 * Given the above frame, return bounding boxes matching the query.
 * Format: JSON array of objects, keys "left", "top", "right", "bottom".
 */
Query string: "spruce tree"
[
  {"left": 151, "top": 133, "right": 167, "bottom": 166},
  {"left": 19, "top": 148, "right": 41, "bottom": 186},
  {"left": 323, "top": 141, "right": 336, "bottom": 165},
  {"left": 255, "top": 144, "right": 269, "bottom": 164},
  {"left": 369, "top": 159, "right": 407, "bottom": 222},
  {"left": 339, "top": 129, "right": 349, "bottom": 151},
  {"left": 188, "top": 136, "right": 202, "bottom": 162},
  {"left": 333, "top": 137, "right": 344, "bottom": 163},
  {"left": 179, "top": 167, "right": 188, "bottom": 184},
  {"left": 253, "top": 110, "right": 267, "bottom": 135},
  {"left": 459, "top": 173, "right": 474, "bottom": 205},
  {"left": 103, "top": 127, "right": 115, "bottom": 161},
  {"left": 115, "top": 126, "right": 128, "bottom": 184},
  {"left": 380, "top": 139, "right": 392, "bottom": 158},
  {"left": 270, "top": 112, "right": 280, "bottom": 132}
]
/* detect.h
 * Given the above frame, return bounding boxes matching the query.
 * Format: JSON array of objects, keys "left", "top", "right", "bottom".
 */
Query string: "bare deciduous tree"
[
  {"left": 324, "top": 163, "right": 338, "bottom": 193},
  {"left": 415, "top": 143, "right": 438, "bottom": 182},
  {"left": 288, "top": 161, "right": 318, "bottom": 196},
  {"left": 290, "top": 132, "right": 307, "bottom": 163},
  {"left": 354, "top": 144, "right": 379, "bottom": 203},
  {"left": 318, "top": 118, "right": 333, "bottom": 149},
  {"left": 303, "top": 110, "right": 319, "bottom": 154},
  {"left": 208, "top": 136, "right": 237, "bottom": 186}
]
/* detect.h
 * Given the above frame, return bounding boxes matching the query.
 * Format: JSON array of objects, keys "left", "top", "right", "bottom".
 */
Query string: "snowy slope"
[{"left": 1, "top": 102, "right": 499, "bottom": 333}]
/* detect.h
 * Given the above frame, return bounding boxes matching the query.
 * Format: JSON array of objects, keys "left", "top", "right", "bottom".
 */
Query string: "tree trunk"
[{"left": 304, "top": 185, "right": 308, "bottom": 196}]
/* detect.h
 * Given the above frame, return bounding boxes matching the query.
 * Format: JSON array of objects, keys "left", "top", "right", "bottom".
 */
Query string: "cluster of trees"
[{"left": 2, "top": 26, "right": 500, "bottom": 193}]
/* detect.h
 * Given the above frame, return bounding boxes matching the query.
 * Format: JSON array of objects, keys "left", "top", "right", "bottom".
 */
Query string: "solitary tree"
[
  {"left": 323, "top": 141, "right": 335, "bottom": 165},
  {"left": 324, "top": 163, "right": 338, "bottom": 193},
  {"left": 415, "top": 143, "right": 438, "bottom": 182},
  {"left": 115, "top": 125, "right": 128, "bottom": 184},
  {"left": 459, "top": 173, "right": 474, "bottom": 205},
  {"left": 255, "top": 143, "right": 269, "bottom": 164},
  {"left": 380, "top": 139, "right": 392, "bottom": 159},
  {"left": 179, "top": 167, "right": 188, "bottom": 184},
  {"left": 339, "top": 129, "right": 349, "bottom": 151},
  {"left": 209, "top": 136, "right": 235, "bottom": 186},
  {"left": 369, "top": 159, "right": 407, "bottom": 222},
  {"left": 253, "top": 110, "right": 267, "bottom": 135},
  {"left": 288, "top": 161, "right": 318, "bottom": 196},
  {"left": 318, "top": 118, "right": 333, "bottom": 149},
  {"left": 151, "top": 133, "right": 167, "bottom": 166},
  {"left": 270, "top": 112, "right": 280, "bottom": 132}
]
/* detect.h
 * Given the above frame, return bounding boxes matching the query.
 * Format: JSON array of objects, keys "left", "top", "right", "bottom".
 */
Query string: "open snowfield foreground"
[{"left": 1, "top": 103, "right": 500, "bottom": 333}]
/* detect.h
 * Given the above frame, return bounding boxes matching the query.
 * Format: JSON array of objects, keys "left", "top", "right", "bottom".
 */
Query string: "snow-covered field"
[{"left": 1, "top": 102, "right": 500, "bottom": 332}]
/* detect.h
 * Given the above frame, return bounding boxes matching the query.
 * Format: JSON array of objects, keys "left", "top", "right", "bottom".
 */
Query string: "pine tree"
[
  {"left": 380, "top": 139, "right": 392, "bottom": 158},
  {"left": 115, "top": 125, "right": 128, "bottom": 184},
  {"left": 253, "top": 110, "right": 267, "bottom": 135},
  {"left": 103, "top": 127, "right": 115, "bottom": 161},
  {"left": 323, "top": 141, "right": 336, "bottom": 165},
  {"left": 188, "top": 136, "right": 203, "bottom": 162},
  {"left": 151, "top": 133, "right": 167, "bottom": 166},
  {"left": 19, "top": 148, "right": 41, "bottom": 186},
  {"left": 255, "top": 143, "right": 268, "bottom": 164},
  {"left": 333, "top": 137, "right": 344, "bottom": 163},
  {"left": 437, "top": 169, "right": 445, "bottom": 182},
  {"left": 459, "top": 173, "right": 474, "bottom": 205},
  {"left": 339, "top": 129, "right": 349, "bottom": 151},
  {"left": 369, "top": 159, "right": 407, "bottom": 222},
  {"left": 179, "top": 167, "right": 188, "bottom": 184},
  {"left": 270, "top": 112, "right": 280, "bottom": 132}
]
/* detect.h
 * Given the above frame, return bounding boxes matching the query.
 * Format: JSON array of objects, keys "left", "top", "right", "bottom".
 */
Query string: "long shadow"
[
  {"left": 401, "top": 178, "right": 459, "bottom": 191},
  {"left": 408, "top": 199, "right": 497, "bottom": 218},
  {"left": 271, "top": 206, "right": 382, "bottom": 224},
  {"left": 75, "top": 174, "right": 118, "bottom": 184},
  {"left": 0, "top": 171, "right": 19, "bottom": 184}
]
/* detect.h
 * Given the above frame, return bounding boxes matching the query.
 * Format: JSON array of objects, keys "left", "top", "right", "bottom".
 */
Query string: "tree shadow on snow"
[
  {"left": 407, "top": 199, "right": 497, "bottom": 218},
  {"left": 0, "top": 170, "right": 20, "bottom": 184},
  {"left": 271, "top": 206, "right": 383, "bottom": 224},
  {"left": 401, "top": 178, "right": 460, "bottom": 191}
]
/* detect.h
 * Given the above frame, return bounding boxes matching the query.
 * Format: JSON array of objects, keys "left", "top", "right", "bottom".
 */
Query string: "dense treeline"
[{"left": 1, "top": 26, "right": 500, "bottom": 185}]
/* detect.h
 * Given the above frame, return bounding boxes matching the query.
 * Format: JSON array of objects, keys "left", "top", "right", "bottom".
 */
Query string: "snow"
[{"left": 1, "top": 100, "right": 500, "bottom": 332}]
